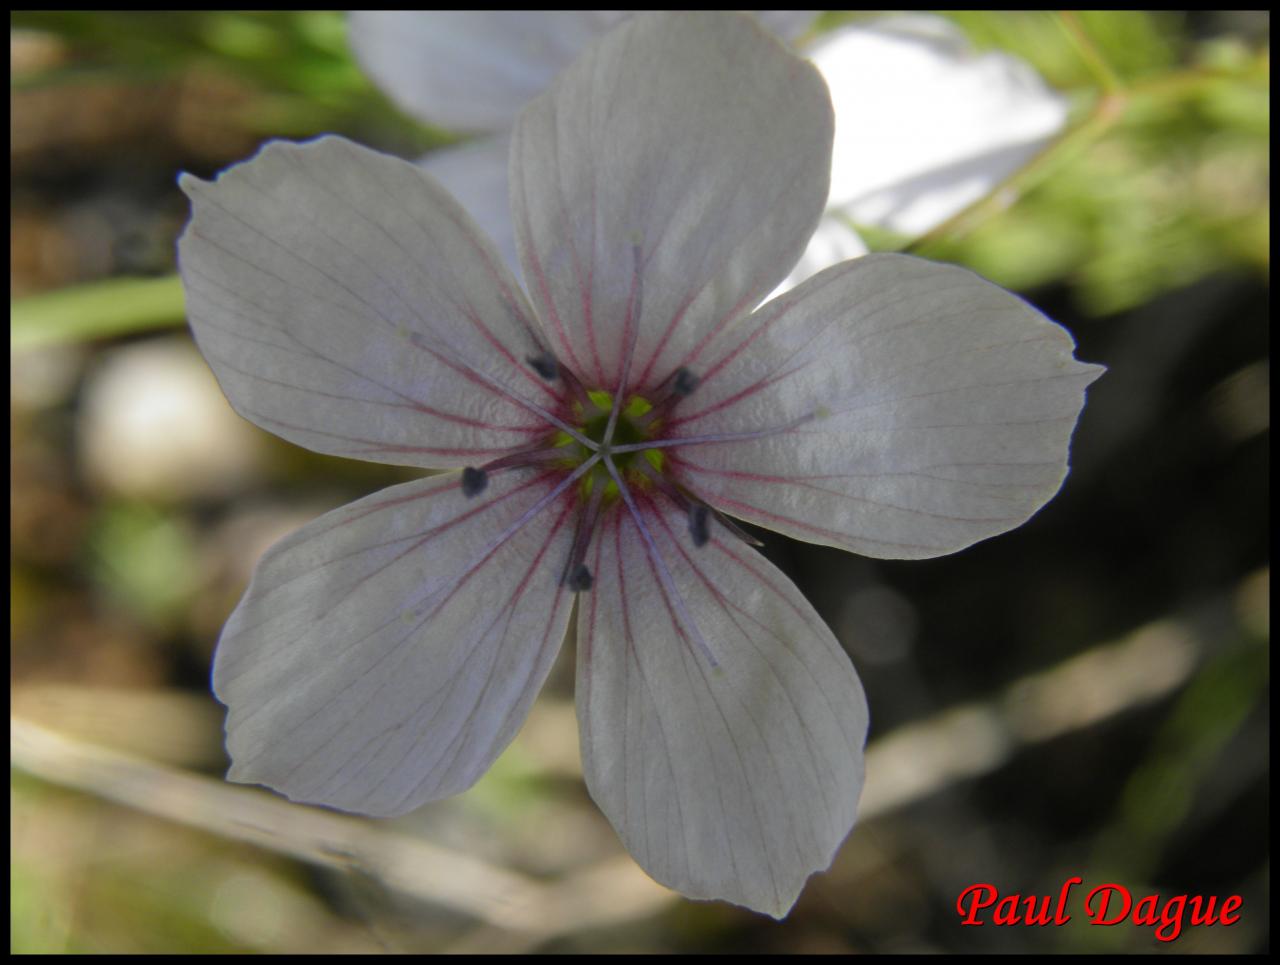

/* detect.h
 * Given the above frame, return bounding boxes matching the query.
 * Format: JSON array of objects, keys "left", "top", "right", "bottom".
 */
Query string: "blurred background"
[{"left": 10, "top": 10, "right": 1268, "bottom": 953}]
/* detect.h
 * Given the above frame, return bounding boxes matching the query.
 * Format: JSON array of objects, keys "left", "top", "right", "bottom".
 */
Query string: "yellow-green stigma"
[{"left": 574, "top": 391, "right": 663, "bottom": 499}]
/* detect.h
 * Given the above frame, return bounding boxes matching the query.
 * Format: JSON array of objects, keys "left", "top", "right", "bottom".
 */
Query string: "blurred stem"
[
  {"left": 11, "top": 715, "right": 675, "bottom": 940},
  {"left": 902, "top": 91, "right": 1126, "bottom": 256},
  {"left": 1057, "top": 10, "right": 1125, "bottom": 95},
  {"left": 10, "top": 275, "right": 185, "bottom": 350},
  {"left": 903, "top": 61, "right": 1248, "bottom": 257}
]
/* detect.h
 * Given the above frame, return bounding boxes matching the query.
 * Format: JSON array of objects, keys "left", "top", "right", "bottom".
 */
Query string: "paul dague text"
[{"left": 956, "top": 877, "right": 1242, "bottom": 942}]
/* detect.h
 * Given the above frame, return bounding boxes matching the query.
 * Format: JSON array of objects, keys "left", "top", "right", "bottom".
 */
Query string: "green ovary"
[{"left": 573, "top": 392, "right": 664, "bottom": 499}]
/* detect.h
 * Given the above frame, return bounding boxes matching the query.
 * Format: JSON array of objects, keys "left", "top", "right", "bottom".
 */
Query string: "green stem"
[
  {"left": 1058, "top": 10, "right": 1125, "bottom": 95},
  {"left": 10, "top": 274, "right": 186, "bottom": 350},
  {"left": 902, "top": 59, "right": 1244, "bottom": 257},
  {"left": 902, "top": 90, "right": 1126, "bottom": 256}
]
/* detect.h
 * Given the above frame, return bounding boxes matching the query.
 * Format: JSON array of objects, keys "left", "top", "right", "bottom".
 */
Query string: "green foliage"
[
  {"left": 10, "top": 779, "right": 259, "bottom": 953},
  {"left": 911, "top": 11, "right": 1269, "bottom": 315},
  {"left": 10, "top": 11, "right": 449, "bottom": 146},
  {"left": 943, "top": 70, "right": 1269, "bottom": 313},
  {"left": 12, "top": 11, "right": 353, "bottom": 95},
  {"left": 946, "top": 10, "right": 1184, "bottom": 89},
  {"left": 11, "top": 276, "right": 186, "bottom": 350},
  {"left": 86, "top": 502, "right": 199, "bottom": 627},
  {"left": 7, "top": 11, "right": 1271, "bottom": 326}
]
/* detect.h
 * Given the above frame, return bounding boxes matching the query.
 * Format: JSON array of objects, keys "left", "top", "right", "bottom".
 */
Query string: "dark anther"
[
  {"left": 688, "top": 504, "right": 711, "bottom": 547},
  {"left": 712, "top": 507, "right": 765, "bottom": 547},
  {"left": 567, "top": 563, "right": 594, "bottom": 593},
  {"left": 673, "top": 367, "right": 700, "bottom": 397},
  {"left": 461, "top": 467, "right": 488, "bottom": 498},
  {"left": 527, "top": 352, "right": 559, "bottom": 381}
]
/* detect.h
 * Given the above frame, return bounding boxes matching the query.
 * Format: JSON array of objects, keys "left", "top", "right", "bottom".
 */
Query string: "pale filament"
[
  {"left": 406, "top": 330, "right": 598, "bottom": 450},
  {"left": 607, "top": 410, "right": 819, "bottom": 453},
  {"left": 604, "top": 454, "right": 719, "bottom": 668}
]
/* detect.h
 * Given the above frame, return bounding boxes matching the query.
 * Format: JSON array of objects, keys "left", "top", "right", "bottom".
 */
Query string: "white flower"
[
  {"left": 179, "top": 12, "right": 1101, "bottom": 917},
  {"left": 812, "top": 14, "right": 1069, "bottom": 237},
  {"left": 348, "top": 10, "right": 1068, "bottom": 285}
]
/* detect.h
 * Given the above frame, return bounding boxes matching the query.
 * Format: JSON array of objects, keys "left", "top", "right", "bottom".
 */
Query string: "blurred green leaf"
[
  {"left": 11, "top": 11, "right": 450, "bottom": 150},
  {"left": 944, "top": 10, "right": 1183, "bottom": 90},
  {"left": 943, "top": 66, "right": 1269, "bottom": 311},
  {"left": 86, "top": 502, "right": 199, "bottom": 626},
  {"left": 1113, "top": 640, "right": 1268, "bottom": 872},
  {"left": 11, "top": 276, "right": 186, "bottom": 349}
]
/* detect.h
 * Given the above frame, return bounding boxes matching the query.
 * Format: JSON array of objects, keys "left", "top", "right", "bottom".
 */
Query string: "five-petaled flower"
[{"left": 178, "top": 12, "right": 1103, "bottom": 918}]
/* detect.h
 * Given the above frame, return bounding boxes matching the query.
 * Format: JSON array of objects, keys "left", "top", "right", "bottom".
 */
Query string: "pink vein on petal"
[
  {"left": 231, "top": 465, "right": 589, "bottom": 755},
  {"left": 512, "top": 121, "right": 590, "bottom": 379},
  {"left": 191, "top": 174, "right": 584, "bottom": 445},
  {"left": 218, "top": 473, "right": 551, "bottom": 688},
  {"left": 603, "top": 455, "right": 718, "bottom": 667}
]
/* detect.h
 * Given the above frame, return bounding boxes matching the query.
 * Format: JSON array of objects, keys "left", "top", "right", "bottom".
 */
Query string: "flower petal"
[
  {"left": 348, "top": 11, "right": 629, "bottom": 133},
  {"left": 670, "top": 254, "right": 1104, "bottom": 559},
  {"left": 577, "top": 493, "right": 868, "bottom": 917},
  {"left": 178, "top": 135, "right": 563, "bottom": 468},
  {"left": 753, "top": 10, "right": 820, "bottom": 42},
  {"left": 511, "top": 11, "right": 833, "bottom": 391},
  {"left": 814, "top": 14, "right": 1067, "bottom": 236},
  {"left": 411, "top": 20, "right": 826, "bottom": 285},
  {"left": 214, "top": 469, "right": 576, "bottom": 817},
  {"left": 768, "top": 210, "right": 870, "bottom": 300},
  {"left": 418, "top": 134, "right": 518, "bottom": 274}
]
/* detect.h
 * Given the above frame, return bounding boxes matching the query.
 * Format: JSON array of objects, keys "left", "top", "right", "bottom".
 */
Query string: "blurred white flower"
[
  {"left": 79, "top": 337, "right": 263, "bottom": 501},
  {"left": 349, "top": 10, "right": 1067, "bottom": 288},
  {"left": 813, "top": 14, "right": 1069, "bottom": 237}
]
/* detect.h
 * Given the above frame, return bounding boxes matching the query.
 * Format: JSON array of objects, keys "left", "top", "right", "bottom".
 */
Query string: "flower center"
[
  {"left": 459, "top": 361, "right": 738, "bottom": 594},
  {"left": 576, "top": 389, "right": 661, "bottom": 475}
]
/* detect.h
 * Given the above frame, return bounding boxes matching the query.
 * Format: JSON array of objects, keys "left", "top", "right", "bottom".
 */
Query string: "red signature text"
[{"left": 957, "top": 878, "right": 1242, "bottom": 942}]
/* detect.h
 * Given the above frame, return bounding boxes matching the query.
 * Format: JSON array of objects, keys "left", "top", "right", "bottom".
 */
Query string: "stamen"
[
  {"left": 526, "top": 352, "right": 559, "bottom": 381},
  {"left": 673, "top": 367, "right": 700, "bottom": 397},
  {"left": 478, "top": 446, "right": 572, "bottom": 473},
  {"left": 400, "top": 460, "right": 594, "bottom": 629},
  {"left": 633, "top": 459, "right": 763, "bottom": 549},
  {"left": 634, "top": 459, "right": 691, "bottom": 510},
  {"left": 604, "top": 455, "right": 719, "bottom": 668},
  {"left": 561, "top": 475, "right": 605, "bottom": 590},
  {"left": 527, "top": 348, "right": 597, "bottom": 412},
  {"left": 634, "top": 366, "right": 700, "bottom": 429},
  {"left": 461, "top": 446, "right": 576, "bottom": 498},
  {"left": 461, "top": 466, "right": 488, "bottom": 498},
  {"left": 567, "top": 563, "right": 594, "bottom": 592},
  {"left": 449, "top": 455, "right": 599, "bottom": 598},
  {"left": 557, "top": 362, "right": 596, "bottom": 412},
  {"left": 405, "top": 330, "right": 597, "bottom": 451},
  {"left": 687, "top": 504, "right": 710, "bottom": 547},
  {"left": 609, "top": 410, "right": 820, "bottom": 454},
  {"left": 706, "top": 506, "right": 765, "bottom": 547}
]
